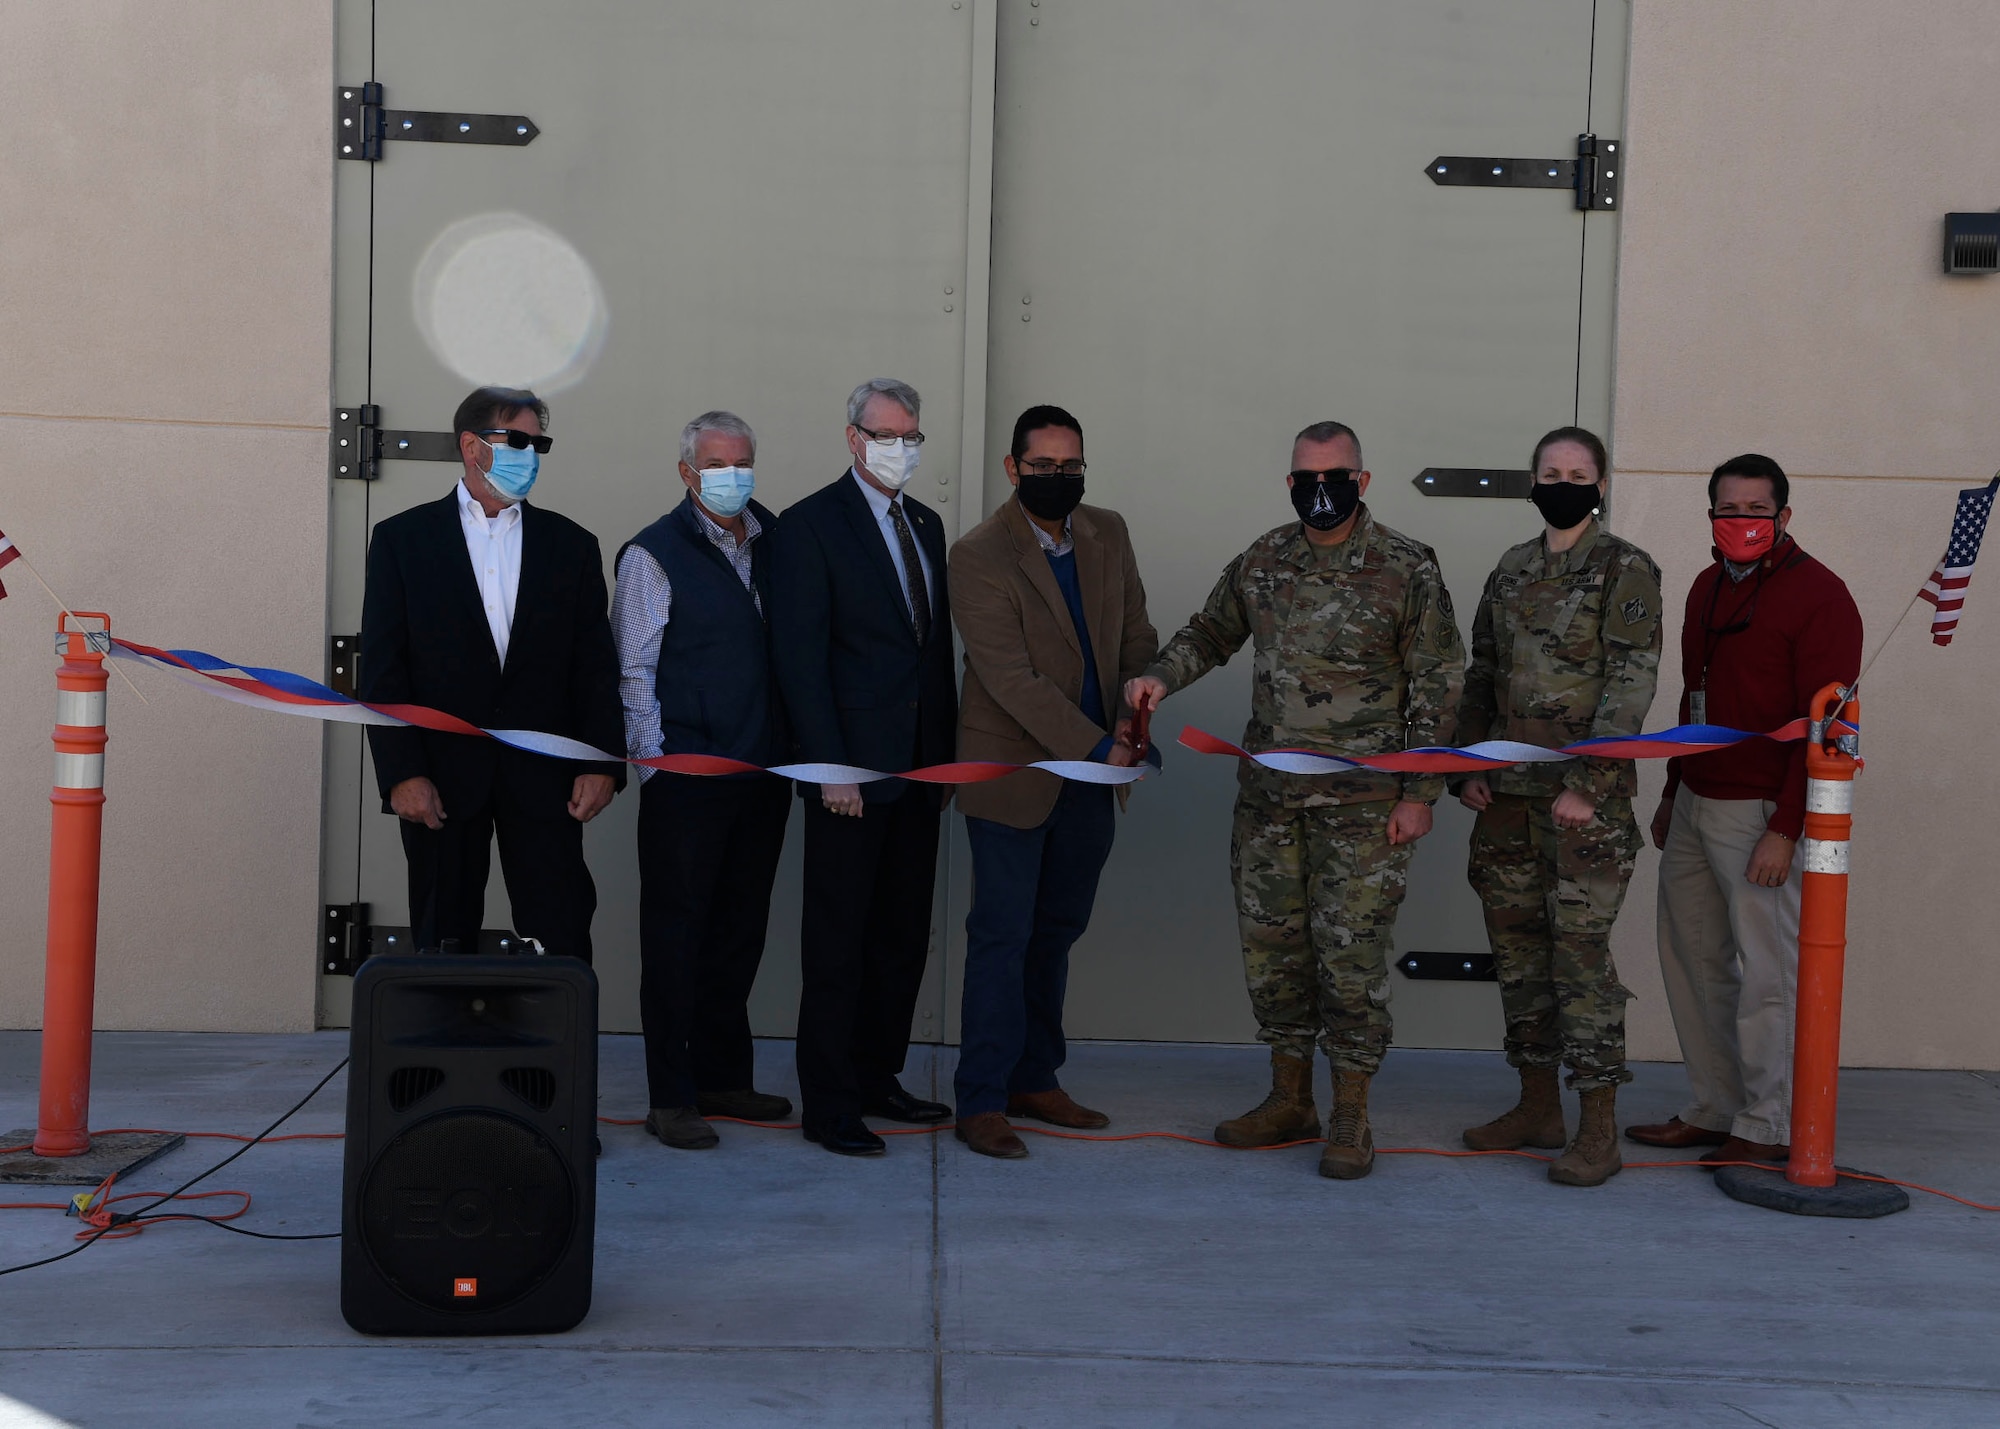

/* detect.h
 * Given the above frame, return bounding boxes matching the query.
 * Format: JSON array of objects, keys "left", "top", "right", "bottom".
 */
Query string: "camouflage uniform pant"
[
  {"left": 1467, "top": 792, "right": 1639, "bottom": 1090},
  {"left": 1230, "top": 794, "right": 1411, "bottom": 1074}
]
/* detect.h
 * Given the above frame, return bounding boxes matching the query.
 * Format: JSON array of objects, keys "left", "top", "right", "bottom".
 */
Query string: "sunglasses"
[{"left": 480, "top": 428, "right": 554, "bottom": 455}]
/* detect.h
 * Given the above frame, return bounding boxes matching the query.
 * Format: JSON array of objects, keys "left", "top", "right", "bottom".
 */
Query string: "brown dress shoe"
[
  {"left": 1700, "top": 1135, "right": 1789, "bottom": 1167},
  {"left": 1006, "top": 1088, "right": 1109, "bottom": 1129},
  {"left": 955, "top": 1111, "right": 1028, "bottom": 1159},
  {"left": 1623, "top": 1116, "right": 1729, "bottom": 1149}
]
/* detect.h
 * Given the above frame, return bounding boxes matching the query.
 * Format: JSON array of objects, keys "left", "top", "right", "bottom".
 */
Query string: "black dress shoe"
[
  {"left": 804, "top": 1114, "right": 886, "bottom": 1157},
  {"left": 863, "top": 1087, "right": 952, "bottom": 1124}
]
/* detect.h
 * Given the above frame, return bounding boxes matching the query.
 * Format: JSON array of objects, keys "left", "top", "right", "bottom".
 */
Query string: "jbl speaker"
[{"left": 340, "top": 954, "right": 597, "bottom": 1335}]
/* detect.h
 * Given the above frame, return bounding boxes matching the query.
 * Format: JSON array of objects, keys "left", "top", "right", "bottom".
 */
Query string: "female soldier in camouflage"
[{"left": 1453, "top": 427, "right": 1662, "bottom": 1187}]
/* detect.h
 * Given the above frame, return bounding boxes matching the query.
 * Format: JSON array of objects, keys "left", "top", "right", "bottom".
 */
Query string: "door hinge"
[
  {"left": 328, "top": 635, "right": 359, "bottom": 697},
  {"left": 323, "top": 918, "right": 544, "bottom": 976},
  {"left": 336, "top": 81, "right": 539, "bottom": 161},
  {"left": 1425, "top": 133, "right": 1623, "bottom": 211},
  {"left": 325, "top": 903, "right": 372, "bottom": 976},
  {"left": 331, "top": 404, "right": 459, "bottom": 481},
  {"left": 1412, "top": 468, "right": 1534, "bottom": 499},
  {"left": 1395, "top": 951, "right": 1498, "bottom": 982}
]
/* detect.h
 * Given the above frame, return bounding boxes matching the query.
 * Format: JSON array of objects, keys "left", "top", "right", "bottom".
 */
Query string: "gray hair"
[
  {"left": 679, "top": 410, "right": 757, "bottom": 469},
  {"left": 846, "top": 378, "right": 921, "bottom": 428},
  {"left": 1293, "top": 420, "right": 1362, "bottom": 468}
]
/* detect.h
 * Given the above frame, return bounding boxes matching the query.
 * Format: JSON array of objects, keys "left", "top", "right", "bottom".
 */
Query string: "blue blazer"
[{"left": 769, "top": 470, "right": 958, "bottom": 803}]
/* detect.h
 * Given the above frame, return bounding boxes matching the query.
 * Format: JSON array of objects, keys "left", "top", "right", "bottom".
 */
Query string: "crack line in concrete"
[
  {"left": 929, "top": 1045, "right": 945, "bottom": 1429},
  {"left": 5, "top": 1343, "right": 1998, "bottom": 1400}
]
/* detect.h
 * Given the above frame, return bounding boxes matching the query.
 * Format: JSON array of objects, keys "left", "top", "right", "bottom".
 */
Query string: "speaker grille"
[
  {"left": 387, "top": 1066, "right": 445, "bottom": 1112},
  {"left": 500, "top": 1066, "right": 557, "bottom": 1112},
  {"left": 357, "top": 1109, "right": 575, "bottom": 1314}
]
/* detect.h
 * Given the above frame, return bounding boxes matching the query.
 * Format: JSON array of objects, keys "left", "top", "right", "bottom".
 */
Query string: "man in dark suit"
[
  {"left": 360, "top": 386, "right": 625, "bottom": 962},
  {"left": 769, "top": 378, "right": 958, "bottom": 1155}
]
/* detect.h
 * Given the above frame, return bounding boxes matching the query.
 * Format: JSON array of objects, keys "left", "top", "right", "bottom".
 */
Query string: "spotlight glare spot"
[{"left": 412, "top": 212, "right": 608, "bottom": 394}]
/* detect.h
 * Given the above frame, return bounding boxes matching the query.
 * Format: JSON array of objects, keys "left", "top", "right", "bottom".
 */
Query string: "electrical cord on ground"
[
  {"left": 0, "top": 1056, "right": 350, "bottom": 1278},
  {"left": 5, "top": 1069, "right": 1992, "bottom": 1283},
  {"left": 611, "top": 1114, "right": 2000, "bottom": 1211}
]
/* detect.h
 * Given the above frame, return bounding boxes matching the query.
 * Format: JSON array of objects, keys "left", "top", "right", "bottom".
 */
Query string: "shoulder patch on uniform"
[{"left": 1621, "top": 595, "right": 1648, "bottom": 625}]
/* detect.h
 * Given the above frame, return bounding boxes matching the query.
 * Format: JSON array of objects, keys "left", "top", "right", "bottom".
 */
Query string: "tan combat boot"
[
  {"left": 1548, "top": 1086, "right": 1622, "bottom": 1187},
  {"left": 1318, "top": 1069, "right": 1375, "bottom": 1180},
  {"left": 1213, "top": 1051, "right": 1319, "bottom": 1148},
  {"left": 1461, "top": 1065, "right": 1566, "bottom": 1151}
]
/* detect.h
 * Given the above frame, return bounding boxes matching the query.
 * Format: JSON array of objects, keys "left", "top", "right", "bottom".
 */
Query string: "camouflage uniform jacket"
[
  {"left": 1146, "top": 506, "right": 1465, "bottom": 808},
  {"left": 1454, "top": 519, "right": 1662, "bottom": 802}
]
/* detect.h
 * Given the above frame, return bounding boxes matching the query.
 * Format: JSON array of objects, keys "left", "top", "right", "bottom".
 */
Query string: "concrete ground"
[{"left": 0, "top": 1033, "right": 1996, "bottom": 1428}]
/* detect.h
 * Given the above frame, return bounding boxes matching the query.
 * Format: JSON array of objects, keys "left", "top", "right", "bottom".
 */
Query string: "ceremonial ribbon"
[
  {"left": 108, "top": 639, "right": 1153, "bottom": 786},
  {"left": 1177, "top": 719, "right": 1857, "bottom": 777},
  {"left": 106, "top": 638, "right": 1851, "bottom": 787}
]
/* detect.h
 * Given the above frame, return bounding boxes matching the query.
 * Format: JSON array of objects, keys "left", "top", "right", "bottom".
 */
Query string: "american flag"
[
  {"left": 1918, "top": 474, "right": 2000, "bottom": 645},
  {"left": 0, "top": 527, "right": 18, "bottom": 601}
]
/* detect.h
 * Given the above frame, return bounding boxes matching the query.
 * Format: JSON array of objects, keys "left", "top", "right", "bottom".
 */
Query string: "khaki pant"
[{"left": 1656, "top": 789, "right": 1801, "bottom": 1144}]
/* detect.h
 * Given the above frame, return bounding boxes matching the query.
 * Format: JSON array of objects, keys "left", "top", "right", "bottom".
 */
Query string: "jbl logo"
[{"left": 453, "top": 1278, "right": 478, "bottom": 1298}]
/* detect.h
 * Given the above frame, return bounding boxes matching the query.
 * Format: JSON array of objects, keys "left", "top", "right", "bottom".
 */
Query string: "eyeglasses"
[
  {"left": 854, "top": 425, "right": 926, "bottom": 448},
  {"left": 1018, "top": 460, "right": 1087, "bottom": 478},
  {"left": 1289, "top": 467, "right": 1358, "bottom": 483},
  {"left": 481, "top": 429, "right": 553, "bottom": 455}
]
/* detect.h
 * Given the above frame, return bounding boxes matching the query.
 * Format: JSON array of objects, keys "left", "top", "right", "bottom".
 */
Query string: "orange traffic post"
[
  {"left": 1787, "top": 682, "right": 1859, "bottom": 1190},
  {"left": 34, "top": 611, "right": 113, "bottom": 1157},
  {"left": 1713, "top": 682, "right": 1908, "bottom": 1217}
]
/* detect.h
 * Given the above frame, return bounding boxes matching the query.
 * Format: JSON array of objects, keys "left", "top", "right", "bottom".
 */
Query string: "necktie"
[{"left": 888, "top": 499, "right": 931, "bottom": 645}]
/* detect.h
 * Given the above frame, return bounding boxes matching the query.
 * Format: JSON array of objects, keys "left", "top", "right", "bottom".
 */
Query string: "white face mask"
[{"left": 863, "top": 438, "right": 919, "bottom": 493}]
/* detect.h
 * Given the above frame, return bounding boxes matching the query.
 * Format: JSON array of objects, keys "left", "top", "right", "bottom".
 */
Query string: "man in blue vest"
[{"left": 614, "top": 410, "right": 792, "bottom": 1150}]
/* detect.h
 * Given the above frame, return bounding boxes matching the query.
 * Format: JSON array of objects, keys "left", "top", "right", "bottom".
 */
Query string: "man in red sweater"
[{"left": 1627, "top": 454, "right": 1862, "bottom": 1166}]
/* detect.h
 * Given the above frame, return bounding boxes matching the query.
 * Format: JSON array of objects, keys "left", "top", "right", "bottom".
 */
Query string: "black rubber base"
[
  {"left": 1713, "top": 1162, "right": 1911, "bottom": 1218},
  {"left": 0, "top": 1130, "right": 186, "bottom": 1186}
]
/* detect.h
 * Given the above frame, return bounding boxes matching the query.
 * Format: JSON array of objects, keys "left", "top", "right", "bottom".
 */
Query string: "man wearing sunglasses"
[
  {"left": 769, "top": 378, "right": 959, "bottom": 1156},
  {"left": 1125, "top": 421, "right": 1464, "bottom": 1180},
  {"left": 944, "top": 405, "right": 1158, "bottom": 1159},
  {"left": 360, "top": 385, "right": 625, "bottom": 965},
  {"left": 1628, "top": 454, "right": 1861, "bottom": 1168}
]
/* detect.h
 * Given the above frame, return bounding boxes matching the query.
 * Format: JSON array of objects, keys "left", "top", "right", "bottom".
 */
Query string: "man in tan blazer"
[{"left": 947, "top": 405, "right": 1159, "bottom": 1159}]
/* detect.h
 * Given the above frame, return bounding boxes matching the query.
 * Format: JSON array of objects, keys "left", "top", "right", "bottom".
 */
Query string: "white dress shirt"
[
  {"left": 457, "top": 480, "right": 523, "bottom": 666},
  {"left": 849, "top": 467, "right": 936, "bottom": 625}
]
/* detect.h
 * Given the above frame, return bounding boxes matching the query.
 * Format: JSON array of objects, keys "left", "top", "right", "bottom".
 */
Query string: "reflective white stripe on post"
[
  {"left": 53, "top": 753, "right": 104, "bottom": 790},
  {"left": 1801, "top": 837, "right": 1849, "bottom": 875},
  {"left": 56, "top": 690, "right": 107, "bottom": 728},
  {"left": 1805, "top": 779, "right": 1853, "bottom": 815}
]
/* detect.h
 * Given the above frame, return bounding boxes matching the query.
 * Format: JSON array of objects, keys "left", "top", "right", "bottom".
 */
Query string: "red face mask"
[{"left": 1711, "top": 514, "right": 1778, "bottom": 563}]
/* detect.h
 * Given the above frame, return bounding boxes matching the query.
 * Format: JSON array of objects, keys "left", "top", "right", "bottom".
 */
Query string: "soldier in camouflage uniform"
[
  {"left": 1127, "top": 421, "right": 1464, "bottom": 1180},
  {"left": 1452, "top": 426, "right": 1661, "bottom": 1188}
]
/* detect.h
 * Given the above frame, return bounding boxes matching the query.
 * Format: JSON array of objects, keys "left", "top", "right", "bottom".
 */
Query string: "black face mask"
[
  {"left": 1290, "top": 469, "right": 1360, "bottom": 531},
  {"left": 1529, "top": 480, "right": 1601, "bottom": 531},
  {"left": 1018, "top": 469, "right": 1084, "bottom": 523}
]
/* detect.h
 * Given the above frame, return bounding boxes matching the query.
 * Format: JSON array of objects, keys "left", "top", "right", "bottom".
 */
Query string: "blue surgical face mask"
[
  {"left": 482, "top": 438, "right": 540, "bottom": 503},
  {"left": 696, "top": 465, "right": 755, "bottom": 519}
]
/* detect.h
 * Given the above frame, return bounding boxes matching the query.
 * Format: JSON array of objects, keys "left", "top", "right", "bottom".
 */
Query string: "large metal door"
[
  {"left": 970, "top": 0, "right": 1627, "bottom": 1047},
  {"left": 324, "top": 1, "right": 993, "bottom": 1031}
]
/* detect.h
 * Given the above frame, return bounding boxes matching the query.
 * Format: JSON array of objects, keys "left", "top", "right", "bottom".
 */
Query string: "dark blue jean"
[{"left": 955, "top": 782, "right": 1117, "bottom": 1117}]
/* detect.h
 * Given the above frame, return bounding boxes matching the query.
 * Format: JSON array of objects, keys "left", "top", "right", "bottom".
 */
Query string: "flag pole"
[{"left": 9, "top": 549, "right": 148, "bottom": 706}]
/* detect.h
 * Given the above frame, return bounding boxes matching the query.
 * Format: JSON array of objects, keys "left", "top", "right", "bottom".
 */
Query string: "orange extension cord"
[
  {"left": 598, "top": 1114, "right": 2000, "bottom": 1211},
  {"left": 5, "top": 1118, "right": 1997, "bottom": 1244}
]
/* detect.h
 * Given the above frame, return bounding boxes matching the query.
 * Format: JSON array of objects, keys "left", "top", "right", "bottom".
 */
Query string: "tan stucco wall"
[
  {"left": 1612, "top": 0, "right": 2000, "bottom": 1069},
  {"left": 0, "top": 3, "right": 333, "bottom": 1031}
]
